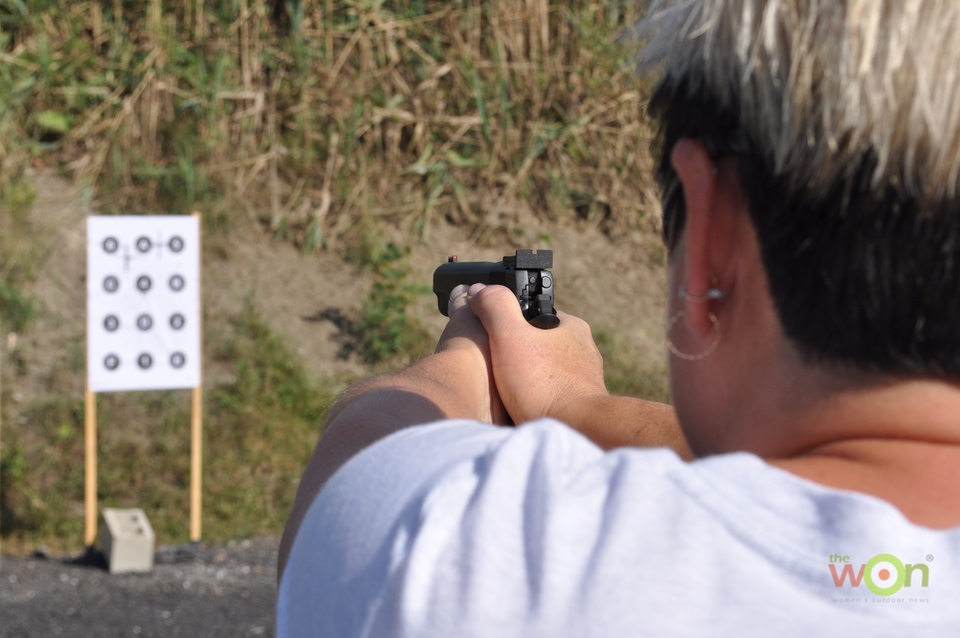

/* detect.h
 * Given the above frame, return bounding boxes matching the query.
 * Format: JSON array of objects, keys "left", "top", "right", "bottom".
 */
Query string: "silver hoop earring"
[
  {"left": 679, "top": 285, "right": 725, "bottom": 302},
  {"left": 667, "top": 311, "right": 721, "bottom": 361}
]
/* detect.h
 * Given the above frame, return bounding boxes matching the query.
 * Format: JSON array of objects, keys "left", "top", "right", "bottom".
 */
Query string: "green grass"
[
  {"left": 202, "top": 302, "right": 335, "bottom": 541},
  {"left": 594, "top": 327, "right": 671, "bottom": 404},
  {"left": 0, "top": 283, "right": 34, "bottom": 333},
  {"left": 0, "top": 148, "right": 38, "bottom": 334},
  {"left": 356, "top": 242, "right": 433, "bottom": 364}
]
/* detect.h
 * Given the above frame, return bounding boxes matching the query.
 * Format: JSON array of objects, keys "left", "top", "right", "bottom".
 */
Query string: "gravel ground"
[{"left": 0, "top": 538, "right": 278, "bottom": 637}]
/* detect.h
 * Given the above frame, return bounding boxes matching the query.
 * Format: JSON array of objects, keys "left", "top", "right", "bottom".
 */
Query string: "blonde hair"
[{"left": 636, "top": 0, "right": 960, "bottom": 200}]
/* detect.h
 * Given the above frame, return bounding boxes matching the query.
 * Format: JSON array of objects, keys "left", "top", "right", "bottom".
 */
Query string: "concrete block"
[{"left": 101, "top": 508, "right": 155, "bottom": 574}]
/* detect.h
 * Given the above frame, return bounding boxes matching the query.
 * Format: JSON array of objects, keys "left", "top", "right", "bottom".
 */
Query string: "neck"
[{"left": 761, "top": 377, "right": 960, "bottom": 529}]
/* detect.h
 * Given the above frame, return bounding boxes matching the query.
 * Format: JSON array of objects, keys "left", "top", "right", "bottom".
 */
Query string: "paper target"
[{"left": 87, "top": 216, "right": 201, "bottom": 392}]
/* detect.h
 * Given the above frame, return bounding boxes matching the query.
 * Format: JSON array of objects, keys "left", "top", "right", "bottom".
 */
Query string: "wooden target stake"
[
  {"left": 190, "top": 386, "right": 202, "bottom": 542},
  {"left": 1, "top": 320, "right": 3, "bottom": 555},
  {"left": 85, "top": 214, "right": 98, "bottom": 548},
  {"left": 84, "top": 389, "right": 97, "bottom": 548},
  {"left": 190, "top": 211, "right": 203, "bottom": 543}
]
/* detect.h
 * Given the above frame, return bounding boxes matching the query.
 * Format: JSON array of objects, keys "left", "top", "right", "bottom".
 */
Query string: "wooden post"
[
  {"left": 190, "top": 386, "right": 202, "bottom": 542},
  {"left": 1, "top": 321, "right": 3, "bottom": 554},
  {"left": 84, "top": 214, "right": 98, "bottom": 549},
  {"left": 190, "top": 210, "right": 203, "bottom": 543},
  {"left": 84, "top": 389, "right": 97, "bottom": 547}
]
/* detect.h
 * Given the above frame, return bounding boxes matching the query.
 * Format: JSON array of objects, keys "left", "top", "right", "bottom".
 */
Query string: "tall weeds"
[{"left": 0, "top": 1, "right": 659, "bottom": 245}]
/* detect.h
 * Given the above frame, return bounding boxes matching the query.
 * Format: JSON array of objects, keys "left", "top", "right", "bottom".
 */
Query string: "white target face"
[{"left": 87, "top": 216, "right": 201, "bottom": 392}]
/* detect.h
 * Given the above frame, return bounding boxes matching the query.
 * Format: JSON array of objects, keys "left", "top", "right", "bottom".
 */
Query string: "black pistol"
[{"left": 433, "top": 249, "right": 560, "bottom": 329}]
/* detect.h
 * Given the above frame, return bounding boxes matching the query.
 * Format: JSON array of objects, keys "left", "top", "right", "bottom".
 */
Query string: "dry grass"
[{"left": 1, "top": 1, "right": 661, "bottom": 248}]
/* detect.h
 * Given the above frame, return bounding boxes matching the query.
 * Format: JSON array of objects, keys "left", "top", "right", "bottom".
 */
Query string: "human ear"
[{"left": 670, "top": 138, "right": 726, "bottom": 336}]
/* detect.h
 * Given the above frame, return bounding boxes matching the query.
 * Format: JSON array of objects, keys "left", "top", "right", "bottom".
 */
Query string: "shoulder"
[
  {"left": 282, "top": 416, "right": 869, "bottom": 566},
  {"left": 315, "top": 418, "right": 697, "bottom": 512},
  {"left": 279, "top": 419, "right": 960, "bottom": 636},
  {"left": 327, "top": 417, "right": 767, "bottom": 507}
]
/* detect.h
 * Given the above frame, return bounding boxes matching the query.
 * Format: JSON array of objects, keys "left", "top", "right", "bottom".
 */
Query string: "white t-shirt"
[{"left": 277, "top": 419, "right": 960, "bottom": 637}]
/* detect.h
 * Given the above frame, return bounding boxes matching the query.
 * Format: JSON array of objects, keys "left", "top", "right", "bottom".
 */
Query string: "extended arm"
[
  {"left": 278, "top": 289, "right": 502, "bottom": 578},
  {"left": 467, "top": 284, "right": 692, "bottom": 458}
]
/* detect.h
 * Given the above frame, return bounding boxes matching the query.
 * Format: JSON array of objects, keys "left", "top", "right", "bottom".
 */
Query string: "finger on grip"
[
  {"left": 447, "top": 284, "right": 471, "bottom": 316},
  {"left": 468, "top": 284, "right": 527, "bottom": 334}
]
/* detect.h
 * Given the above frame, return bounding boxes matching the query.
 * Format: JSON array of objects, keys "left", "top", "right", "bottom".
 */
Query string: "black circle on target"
[
  {"left": 103, "top": 276, "right": 120, "bottom": 293},
  {"left": 169, "top": 274, "right": 185, "bottom": 291},
  {"left": 136, "top": 236, "right": 153, "bottom": 253},
  {"left": 137, "top": 353, "right": 153, "bottom": 369},
  {"left": 103, "top": 315, "right": 120, "bottom": 332},
  {"left": 136, "top": 275, "right": 152, "bottom": 292},
  {"left": 102, "top": 237, "right": 119, "bottom": 254},
  {"left": 169, "top": 313, "right": 186, "bottom": 330},
  {"left": 170, "top": 352, "right": 186, "bottom": 369},
  {"left": 169, "top": 236, "right": 184, "bottom": 252},
  {"left": 104, "top": 354, "right": 120, "bottom": 370},
  {"left": 136, "top": 314, "right": 153, "bottom": 331}
]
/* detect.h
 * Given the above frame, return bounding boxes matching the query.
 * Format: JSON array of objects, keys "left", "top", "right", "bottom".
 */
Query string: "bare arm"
[
  {"left": 467, "top": 284, "right": 692, "bottom": 458},
  {"left": 553, "top": 393, "right": 691, "bottom": 457},
  {"left": 278, "top": 290, "right": 502, "bottom": 579}
]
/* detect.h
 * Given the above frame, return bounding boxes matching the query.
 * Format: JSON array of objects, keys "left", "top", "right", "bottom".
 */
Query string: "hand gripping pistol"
[{"left": 433, "top": 249, "right": 560, "bottom": 329}]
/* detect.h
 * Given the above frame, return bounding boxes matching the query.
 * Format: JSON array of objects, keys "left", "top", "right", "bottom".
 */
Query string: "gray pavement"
[{"left": 0, "top": 538, "right": 278, "bottom": 637}]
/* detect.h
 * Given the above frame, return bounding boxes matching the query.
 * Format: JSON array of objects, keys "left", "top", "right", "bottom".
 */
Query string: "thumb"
[{"left": 467, "top": 283, "right": 527, "bottom": 335}]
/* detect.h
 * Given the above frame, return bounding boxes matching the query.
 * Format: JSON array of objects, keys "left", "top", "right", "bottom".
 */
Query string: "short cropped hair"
[{"left": 637, "top": 0, "right": 960, "bottom": 378}]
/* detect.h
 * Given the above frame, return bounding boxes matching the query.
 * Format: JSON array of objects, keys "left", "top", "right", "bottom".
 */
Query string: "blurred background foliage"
[
  {"left": 0, "top": 0, "right": 661, "bottom": 552},
  {"left": 0, "top": 0, "right": 656, "bottom": 242}
]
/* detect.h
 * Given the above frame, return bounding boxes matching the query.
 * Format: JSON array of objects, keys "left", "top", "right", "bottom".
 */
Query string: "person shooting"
[{"left": 277, "top": 1, "right": 960, "bottom": 634}]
